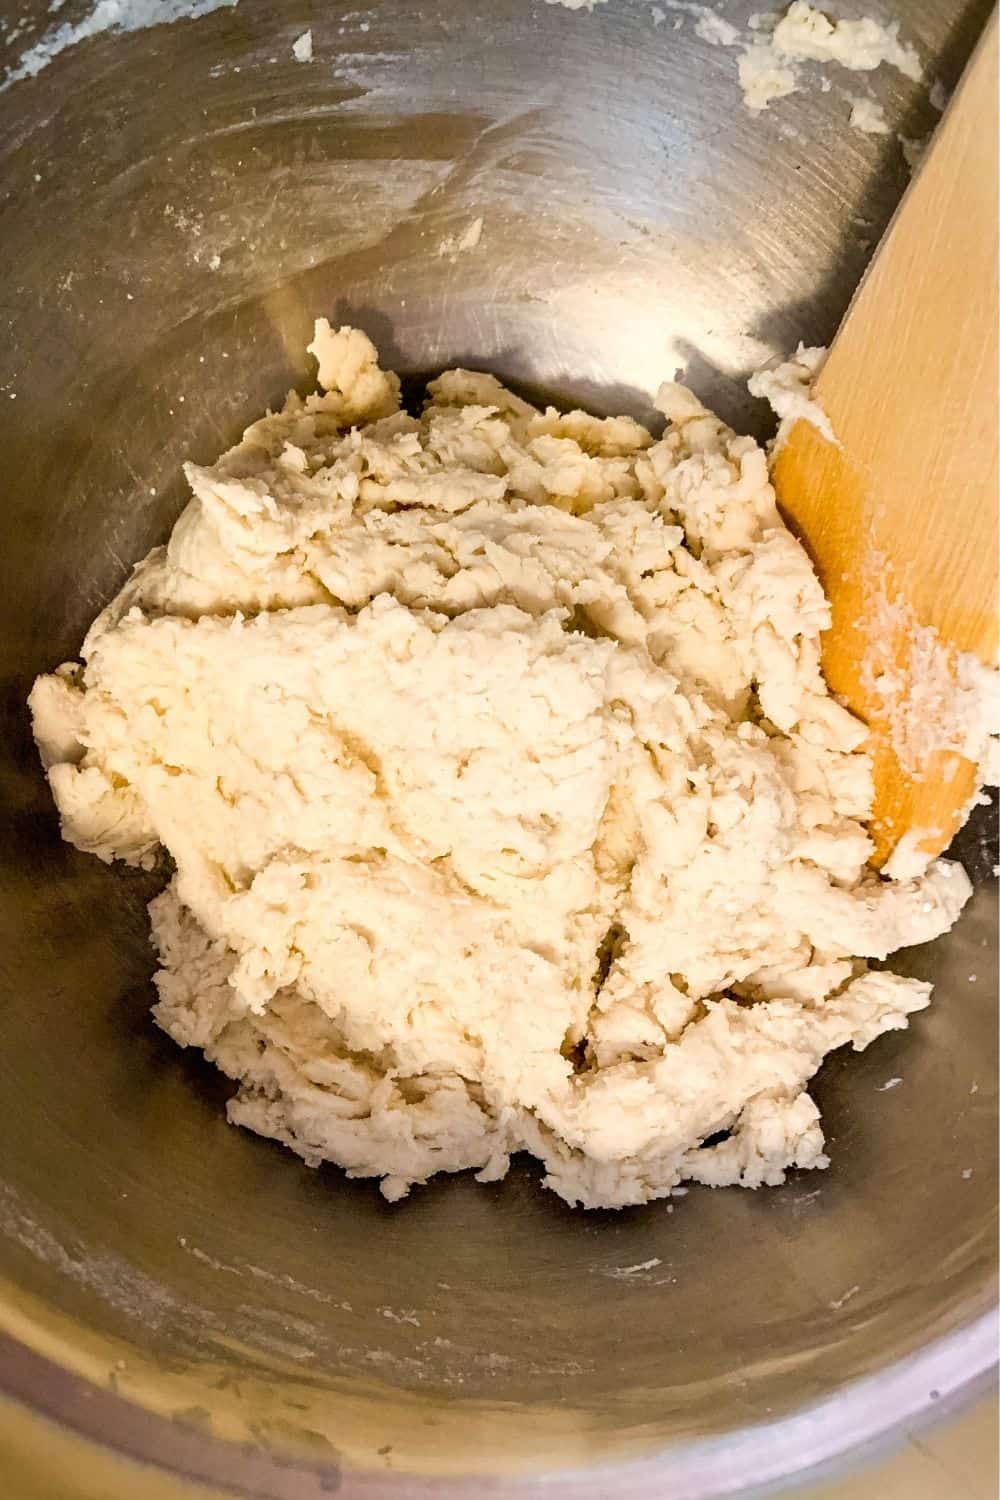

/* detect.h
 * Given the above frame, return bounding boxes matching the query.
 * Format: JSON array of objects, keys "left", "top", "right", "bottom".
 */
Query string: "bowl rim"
[{"left": 0, "top": 1304, "right": 995, "bottom": 1497}]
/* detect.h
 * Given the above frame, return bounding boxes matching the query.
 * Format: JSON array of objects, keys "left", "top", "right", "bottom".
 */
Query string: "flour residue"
[
  {"left": 859, "top": 550, "right": 1000, "bottom": 870},
  {"left": 600, "top": 1257, "right": 664, "bottom": 1279},
  {"left": 694, "top": 10, "right": 741, "bottom": 47},
  {"left": 2, "top": 0, "right": 239, "bottom": 91}
]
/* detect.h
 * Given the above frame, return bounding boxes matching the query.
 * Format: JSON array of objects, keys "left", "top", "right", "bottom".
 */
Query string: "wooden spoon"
[{"left": 771, "top": 14, "right": 998, "bottom": 872}]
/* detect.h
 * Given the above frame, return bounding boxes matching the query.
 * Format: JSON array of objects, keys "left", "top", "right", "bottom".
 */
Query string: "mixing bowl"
[{"left": 0, "top": 1, "right": 996, "bottom": 1495}]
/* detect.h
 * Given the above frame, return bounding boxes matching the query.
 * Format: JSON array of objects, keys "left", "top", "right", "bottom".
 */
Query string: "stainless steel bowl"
[{"left": 0, "top": 2, "right": 996, "bottom": 1495}]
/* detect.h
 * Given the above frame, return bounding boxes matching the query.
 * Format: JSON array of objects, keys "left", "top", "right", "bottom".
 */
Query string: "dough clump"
[
  {"left": 30, "top": 322, "right": 975, "bottom": 1209},
  {"left": 737, "top": 2, "right": 922, "bottom": 113}
]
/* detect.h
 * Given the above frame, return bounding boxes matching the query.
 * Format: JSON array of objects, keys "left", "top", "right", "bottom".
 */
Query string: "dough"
[
  {"left": 30, "top": 322, "right": 979, "bottom": 1209},
  {"left": 747, "top": 344, "right": 837, "bottom": 447},
  {"left": 735, "top": 2, "right": 922, "bottom": 114}
]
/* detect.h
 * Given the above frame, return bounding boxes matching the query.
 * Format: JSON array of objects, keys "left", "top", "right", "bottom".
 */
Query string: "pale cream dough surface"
[{"left": 29, "top": 322, "right": 977, "bottom": 1209}]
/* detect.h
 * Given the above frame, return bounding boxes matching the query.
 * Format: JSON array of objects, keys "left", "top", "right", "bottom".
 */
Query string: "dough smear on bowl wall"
[{"left": 28, "top": 321, "right": 997, "bottom": 1211}]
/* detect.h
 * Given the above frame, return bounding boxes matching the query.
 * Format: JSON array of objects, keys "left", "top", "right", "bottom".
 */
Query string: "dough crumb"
[
  {"left": 30, "top": 323, "right": 987, "bottom": 1211},
  {"left": 829, "top": 1284, "right": 861, "bottom": 1309},
  {"left": 848, "top": 96, "right": 890, "bottom": 135},
  {"left": 748, "top": 343, "right": 837, "bottom": 448},
  {"left": 438, "top": 217, "right": 484, "bottom": 258},
  {"left": 291, "top": 30, "right": 313, "bottom": 63},
  {"left": 899, "top": 133, "right": 929, "bottom": 172},
  {"left": 739, "top": 44, "right": 798, "bottom": 110},
  {"left": 929, "top": 78, "right": 949, "bottom": 112}
]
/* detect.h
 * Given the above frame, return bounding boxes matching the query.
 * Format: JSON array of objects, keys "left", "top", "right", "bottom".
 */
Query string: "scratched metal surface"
[{"left": 0, "top": 1, "right": 995, "bottom": 1496}]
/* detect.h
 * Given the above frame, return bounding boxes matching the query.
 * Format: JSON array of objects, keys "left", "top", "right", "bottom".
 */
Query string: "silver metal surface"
[{"left": 0, "top": 1, "right": 996, "bottom": 1496}]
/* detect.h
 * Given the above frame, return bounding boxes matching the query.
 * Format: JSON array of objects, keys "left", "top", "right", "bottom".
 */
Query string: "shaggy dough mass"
[{"left": 30, "top": 323, "right": 977, "bottom": 1209}]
